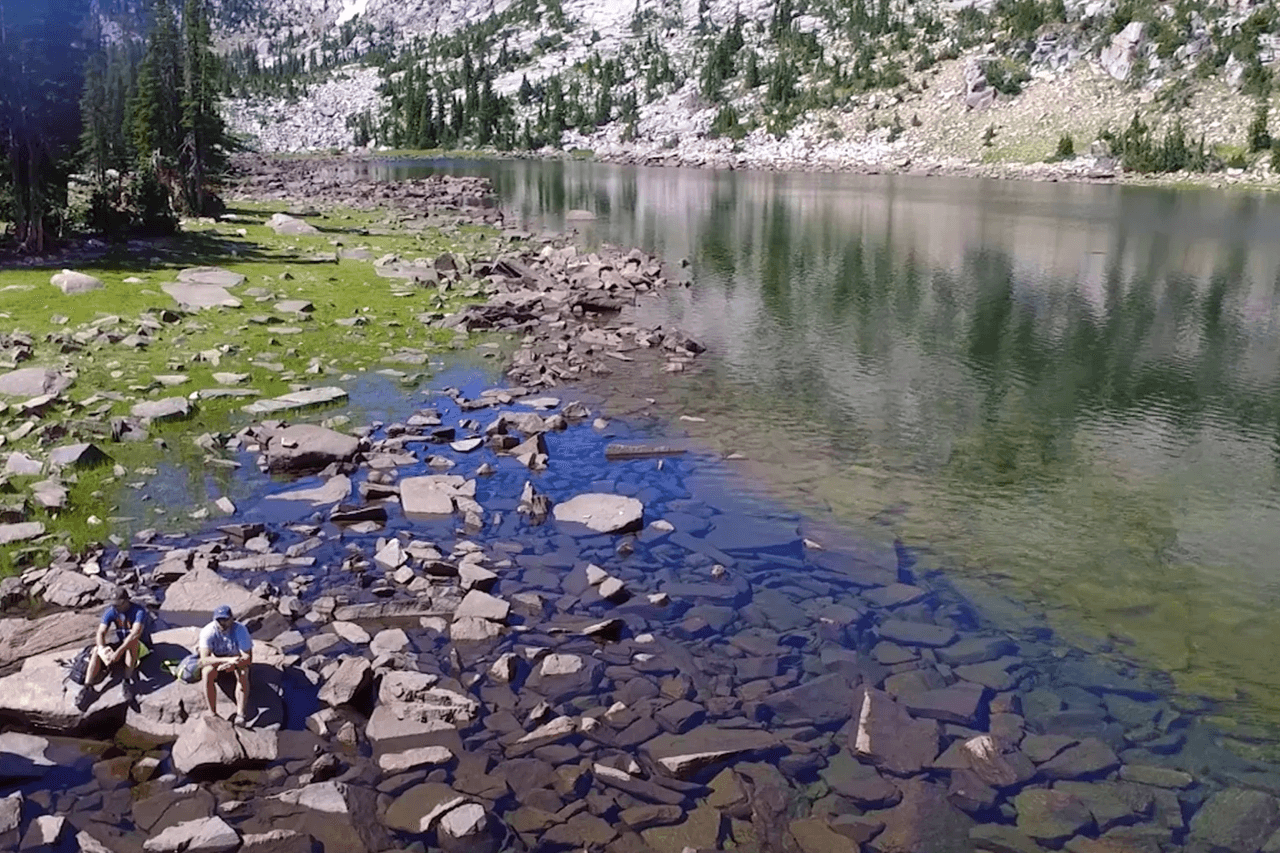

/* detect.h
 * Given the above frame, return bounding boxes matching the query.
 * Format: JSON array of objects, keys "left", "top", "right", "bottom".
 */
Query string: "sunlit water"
[{"left": 363, "top": 158, "right": 1280, "bottom": 739}]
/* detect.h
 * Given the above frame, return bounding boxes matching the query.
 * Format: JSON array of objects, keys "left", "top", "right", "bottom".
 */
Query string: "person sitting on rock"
[
  {"left": 79, "top": 586, "right": 150, "bottom": 706},
  {"left": 198, "top": 604, "right": 253, "bottom": 727}
]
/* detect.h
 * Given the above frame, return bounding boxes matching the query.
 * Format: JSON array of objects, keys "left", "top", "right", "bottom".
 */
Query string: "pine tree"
[
  {"left": 179, "top": 0, "right": 227, "bottom": 214},
  {"left": 79, "top": 63, "right": 111, "bottom": 182}
]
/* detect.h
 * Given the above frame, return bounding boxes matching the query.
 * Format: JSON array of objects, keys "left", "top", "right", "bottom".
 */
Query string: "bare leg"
[
  {"left": 235, "top": 668, "right": 250, "bottom": 718},
  {"left": 83, "top": 652, "right": 104, "bottom": 689},
  {"left": 121, "top": 637, "right": 140, "bottom": 677},
  {"left": 202, "top": 665, "right": 219, "bottom": 715}
]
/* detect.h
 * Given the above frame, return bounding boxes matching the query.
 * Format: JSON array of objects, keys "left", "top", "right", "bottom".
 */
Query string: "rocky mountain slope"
[{"left": 216, "top": 0, "right": 1280, "bottom": 181}]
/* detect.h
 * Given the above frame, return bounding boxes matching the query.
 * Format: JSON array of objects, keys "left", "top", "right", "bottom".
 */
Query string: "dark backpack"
[{"left": 64, "top": 645, "right": 95, "bottom": 686}]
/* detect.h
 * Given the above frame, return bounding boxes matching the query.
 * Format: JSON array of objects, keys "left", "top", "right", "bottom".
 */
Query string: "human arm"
[{"left": 109, "top": 609, "right": 146, "bottom": 664}]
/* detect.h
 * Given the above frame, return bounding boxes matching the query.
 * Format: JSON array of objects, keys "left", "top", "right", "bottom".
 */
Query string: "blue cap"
[{"left": 213, "top": 604, "right": 233, "bottom": 621}]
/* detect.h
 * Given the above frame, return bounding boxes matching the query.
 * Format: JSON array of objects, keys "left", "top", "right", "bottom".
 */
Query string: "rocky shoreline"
[{"left": 0, "top": 156, "right": 1275, "bottom": 853}]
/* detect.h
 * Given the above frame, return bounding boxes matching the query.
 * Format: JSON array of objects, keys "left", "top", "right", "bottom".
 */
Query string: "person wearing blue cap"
[{"left": 197, "top": 603, "right": 253, "bottom": 726}]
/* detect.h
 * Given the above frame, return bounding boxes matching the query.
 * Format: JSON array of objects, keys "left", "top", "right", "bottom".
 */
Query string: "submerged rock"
[{"left": 552, "top": 493, "right": 644, "bottom": 533}]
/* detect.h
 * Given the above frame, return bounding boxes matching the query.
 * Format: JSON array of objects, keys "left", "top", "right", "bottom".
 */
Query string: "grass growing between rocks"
[{"left": 0, "top": 202, "right": 506, "bottom": 571}]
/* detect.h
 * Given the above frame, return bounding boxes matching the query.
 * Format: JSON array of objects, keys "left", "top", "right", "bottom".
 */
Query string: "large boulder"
[
  {"left": 50, "top": 270, "right": 103, "bottom": 294},
  {"left": 1100, "top": 21, "right": 1145, "bottom": 81},
  {"left": 160, "top": 567, "right": 271, "bottom": 622},
  {"left": 552, "top": 493, "right": 644, "bottom": 533},
  {"left": 0, "top": 612, "right": 99, "bottom": 669},
  {"left": 172, "top": 713, "right": 278, "bottom": 776},
  {"left": 0, "top": 648, "right": 130, "bottom": 731},
  {"left": 0, "top": 732, "right": 54, "bottom": 783},
  {"left": 32, "top": 568, "right": 110, "bottom": 609},
  {"left": 1188, "top": 788, "right": 1280, "bottom": 853},
  {"left": 131, "top": 397, "right": 193, "bottom": 422},
  {"left": 162, "top": 282, "right": 242, "bottom": 311},
  {"left": 125, "top": 628, "right": 287, "bottom": 737},
  {"left": 0, "top": 368, "right": 72, "bottom": 397},
  {"left": 848, "top": 687, "right": 940, "bottom": 776},
  {"left": 142, "top": 815, "right": 240, "bottom": 853},
  {"left": 264, "top": 424, "right": 360, "bottom": 473},
  {"left": 178, "top": 267, "right": 246, "bottom": 288},
  {"left": 267, "top": 213, "right": 319, "bottom": 235}
]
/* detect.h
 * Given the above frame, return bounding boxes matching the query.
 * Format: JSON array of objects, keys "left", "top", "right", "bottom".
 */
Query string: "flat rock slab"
[
  {"left": 50, "top": 270, "right": 103, "bottom": 294},
  {"left": 0, "top": 649, "right": 129, "bottom": 731},
  {"left": 178, "top": 267, "right": 246, "bottom": 288},
  {"left": 0, "top": 612, "right": 99, "bottom": 667},
  {"left": 0, "top": 368, "right": 72, "bottom": 397},
  {"left": 142, "top": 815, "right": 239, "bottom": 853},
  {"left": 48, "top": 442, "right": 110, "bottom": 469},
  {"left": 850, "top": 688, "right": 940, "bottom": 776},
  {"left": 127, "top": 628, "right": 287, "bottom": 737},
  {"left": 872, "top": 779, "right": 974, "bottom": 853},
  {"left": 264, "top": 424, "right": 359, "bottom": 473},
  {"left": 640, "top": 726, "right": 779, "bottom": 779},
  {"left": 902, "top": 684, "right": 987, "bottom": 726},
  {"left": 243, "top": 387, "right": 348, "bottom": 416},
  {"left": 1013, "top": 788, "right": 1094, "bottom": 844},
  {"left": 0, "top": 522, "right": 44, "bottom": 545},
  {"left": 401, "top": 475, "right": 471, "bottom": 517},
  {"left": 877, "top": 619, "right": 957, "bottom": 648},
  {"left": 163, "top": 282, "right": 242, "bottom": 310},
  {"left": 1188, "top": 788, "right": 1280, "bottom": 853},
  {"left": 267, "top": 213, "right": 319, "bottom": 235},
  {"left": 552, "top": 493, "right": 644, "bottom": 533},
  {"left": 160, "top": 566, "right": 271, "bottom": 621},
  {"left": 266, "top": 475, "right": 351, "bottom": 506},
  {"left": 131, "top": 397, "right": 193, "bottom": 422}
]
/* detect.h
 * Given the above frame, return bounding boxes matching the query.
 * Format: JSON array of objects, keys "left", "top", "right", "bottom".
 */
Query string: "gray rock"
[
  {"left": 936, "top": 636, "right": 1017, "bottom": 666},
  {"left": 35, "top": 567, "right": 109, "bottom": 608},
  {"left": 161, "top": 567, "right": 270, "bottom": 620},
  {"left": 1118, "top": 764, "right": 1193, "bottom": 789},
  {"left": 264, "top": 424, "right": 359, "bottom": 472},
  {"left": 0, "top": 612, "right": 99, "bottom": 667},
  {"left": 21, "top": 815, "right": 66, "bottom": 849},
  {"left": 267, "top": 213, "right": 319, "bottom": 235},
  {"left": 552, "top": 492, "right": 644, "bottom": 533},
  {"left": 50, "top": 270, "right": 104, "bottom": 294},
  {"left": 0, "top": 368, "right": 71, "bottom": 397},
  {"left": 131, "top": 397, "right": 193, "bottom": 422},
  {"left": 0, "top": 793, "right": 19, "bottom": 849},
  {"left": 0, "top": 732, "right": 52, "bottom": 783},
  {"left": 4, "top": 452, "right": 42, "bottom": 476},
  {"left": 873, "top": 779, "right": 974, "bottom": 853},
  {"left": 450, "top": 616, "right": 503, "bottom": 642},
  {"left": 455, "top": 590, "right": 509, "bottom": 623},
  {"left": 178, "top": 267, "right": 246, "bottom": 287},
  {"left": 902, "top": 683, "right": 986, "bottom": 726},
  {"left": 383, "top": 783, "right": 467, "bottom": 834},
  {"left": 1189, "top": 788, "right": 1280, "bottom": 853},
  {"left": 1101, "top": 20, "right": 1145, "bottom": 81},
  {"left": 267, "top": 474, "right": 351, "bottom": 505},
  {"left": 172, "top": 713, "right": 278, "bottom": 775},
  {"left": 275, "top": 299, "right": 314, "bottom": 314},
  {"left": 968, "top": 824, "right": 1042, "bottom": 853},
  {"left": 274, "top": 780, "right": 352, "bottom": 813},
  {"left": 400, "top": 475, "right": 470, "bottom": 516},
  {"left": 849, "top": 687, "right": 940, "bottom": 776},
  {"left": 1037, "top": 738, "right": 1119, "bottom": 780},
  {"left": 1013, "top": 788, "right": 1094, "bottom": 844},
  {"left": 319, "top": 657, "right": 372, "bottom": 707},
  {"left": 142, "top": 816, "right": 240, "bottom": 852},
  {"left": 641, "top": 725, "right": 779, "bottom": 779},
  {"left": 0, "top": 648, "right": 129, "bottom": 730},
  {"left": 0, "top": 522, "right": 44, "bottom": 545},
  {"left": 370, "top": 628, "right": 410, "bottom": 656},
  {"left": 877, "top": 620, "right": 956, "bottom": 648},
  {"left": 162, "top": 282, "right": 242, "bottom": 310},
  {"left": 438, "top": 802, "right": 496, "bottom": 853},
  {"left": 378, "top": 745, "right": 454, "bottom": 774},
  {"left": 242, "top": 387, "right": 347, "bottom": 416},
  {"left": 47, "top": 442, "right": 109, "bottom": 469}
]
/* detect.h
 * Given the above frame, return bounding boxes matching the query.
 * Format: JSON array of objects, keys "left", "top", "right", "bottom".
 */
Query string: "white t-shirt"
[{"left": 198, "top": 621, "right": 252, "bottom": 658}]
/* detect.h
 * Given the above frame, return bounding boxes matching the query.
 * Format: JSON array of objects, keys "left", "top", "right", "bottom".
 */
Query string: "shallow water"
[{"left": 368, "top": 158, "right": 1280, "bottom": 741}]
